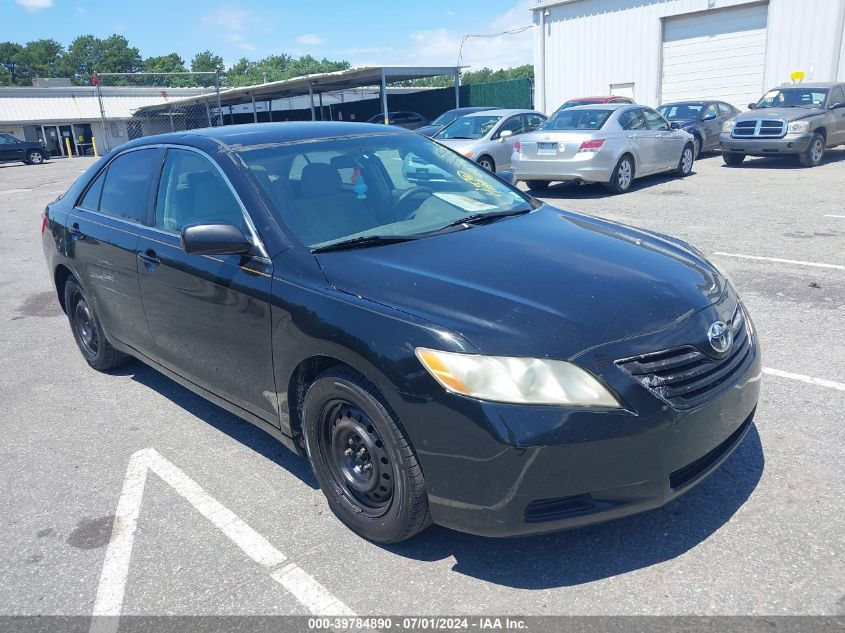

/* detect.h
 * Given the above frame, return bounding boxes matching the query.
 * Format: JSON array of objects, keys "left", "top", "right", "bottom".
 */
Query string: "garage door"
[{"left": 661, "top": 4, "right": 768, "bottom": 109}]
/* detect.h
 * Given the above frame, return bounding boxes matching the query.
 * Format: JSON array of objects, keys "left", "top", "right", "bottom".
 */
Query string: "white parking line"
[
  {"left": 824, "top": 214, "right": 845, "bottom": 218},
  {"left": 89, "top": 448, "right": 353, "bottom": 633},
  {"left": 714, "top": 252, "right": 845, "bottom": 271},
  {"left": 0, "top": 188, "right": 32, "bottom": 195},
  {"left": 764, "top": 368, "right": 845, "bottom": 392}
]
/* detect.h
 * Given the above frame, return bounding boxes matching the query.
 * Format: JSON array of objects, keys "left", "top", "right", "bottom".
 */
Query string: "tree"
[
  {"left": 142, "top": 52, "right": 187, "bottom": 74},
  {"left": 0, "top": 42, "right": 25, "bottom": 85},
  {"left": 226, "top": 54, "right": 350, "bottom": 87},
  {"left": 191, "top": 50, "right": 224, "bottom": 74},
  {"left": 18, "top": 39, "right": 64, "bottom": 79},
  {"left": 62, "top": 34, "right": 141, "bottom": 84}
]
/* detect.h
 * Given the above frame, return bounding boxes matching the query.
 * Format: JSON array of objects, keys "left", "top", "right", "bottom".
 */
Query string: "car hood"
[
  {"left": 315, "top": 206, "right": 726, "bottom": 359},
  {"left": 736, "top": 107, "right": 824, "bottom": 122},
  {"left": 416, "top": 124, "right": 444, "bottom": 137},
  {"left": 435, "top": 138, "right": 485, "bottom": 154}
]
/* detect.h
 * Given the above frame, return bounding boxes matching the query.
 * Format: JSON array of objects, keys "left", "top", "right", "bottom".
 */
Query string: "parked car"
[
  {"left": 42, "top": 121, "right": 760, "bottom": 542},
  {"left": 366, "top": 111, "right": 429, "bottom": 130},
  {"left": 555, "top": 96, "right": 635, "bottom": 110},
  {"left": 433, "top": 108, "right": 547, "bottom": 172},
  {"left": 721, "top": 82, "right": 845, "bottom": 167},
  {"left": 0, "top": 133, "right": 50, "bottom": 165},
  {"left": 657, "top": 100, "right": 740, "bottom": 157},
  {"left": 415, "top": 106, "right": 497, "bottom": 137},
  {"left": 512, "top": 104, "right": 695, "bottom": 193}
]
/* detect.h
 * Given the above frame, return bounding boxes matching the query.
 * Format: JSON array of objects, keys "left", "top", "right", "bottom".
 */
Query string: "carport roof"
[{"left": 133, "top": 66, "right": 461, "bottom": 113}]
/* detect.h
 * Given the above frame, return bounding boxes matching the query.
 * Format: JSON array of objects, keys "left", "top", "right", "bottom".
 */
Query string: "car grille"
[
  {"left": 732, "top": 119, "right": 786, "bottom": 138},
  {"left": 616, "top": 305, "right": 752, "bottom": 410}
]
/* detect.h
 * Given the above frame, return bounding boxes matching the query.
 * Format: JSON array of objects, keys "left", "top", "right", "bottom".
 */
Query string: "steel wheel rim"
[
  {"left": 319, "top": 401, "right": 394, "bottom": 517},
  {"left": 479, "top": 158, "right": 493, "bottom": 171},
  {"left": 618, "top": 160, "right": 632, "bottom": 189},
  {"left": 31, "top": 152, "right": 43, "bottom": 164},
  {"left": 73, "top": 294, "right": 98, "bottom": 356},
  {"left": 811, "top": 139, "right": 823, "bottom": 162},
  {"left": 682, "top": 148, "right": 693, "bottom": 173}
]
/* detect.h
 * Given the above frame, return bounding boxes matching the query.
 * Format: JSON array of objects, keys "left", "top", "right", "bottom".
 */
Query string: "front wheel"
[
  {"left": 476, "top": 155, "right": 495, "bottom": 172},
  {"left": 605, "top": 155, "right": 634, "bottom": 194},
  {"left": 303, "top": 367, "right": 432, "bottom": 543},
  {"left": 64, "top": 278, "right": 128, "bottom": 371},
  {"left": 693, "top": 135, "right": 702, "bottom": 159},
  {"left": 798, "top": 133, "right": 825, "bottom": 167},
  {"left": 525, "top": 180, "right": 550, "bottom": 190},
  {"left": 676, "top": 143, "right": 694, "bottom": 177},
  {"left": 25, "top": 150, "right": 45, "bottom": 165},
  {"left": 723, "top": 152, "right": 745, "bottom": 166}
]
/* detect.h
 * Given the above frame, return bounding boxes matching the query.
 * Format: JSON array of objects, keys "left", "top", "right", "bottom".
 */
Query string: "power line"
[{"left": 456, "top": 25, "right": 533, "bottom": 69}]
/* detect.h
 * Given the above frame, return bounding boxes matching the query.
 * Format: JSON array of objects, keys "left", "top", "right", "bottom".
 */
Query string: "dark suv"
[
  {"left": 366, "top": 111, "right": 429, "bottom": 130},
  {"left": 0, "top": 133, "right": 50, "bottom": 165}
]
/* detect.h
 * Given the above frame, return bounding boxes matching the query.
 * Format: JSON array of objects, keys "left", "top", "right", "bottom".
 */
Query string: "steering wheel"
[{"left": 393, "top": 186, "right": 433, "bottom": 220}]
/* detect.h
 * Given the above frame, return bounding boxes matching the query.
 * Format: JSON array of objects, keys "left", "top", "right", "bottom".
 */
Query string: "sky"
[{"left": 2, "top": 0, "right": 536, "bottom": 71}]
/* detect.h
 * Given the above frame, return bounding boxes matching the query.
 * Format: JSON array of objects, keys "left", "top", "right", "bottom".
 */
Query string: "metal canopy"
[{"left": 132, "top": 65, "right": 463, "bottom": 124}]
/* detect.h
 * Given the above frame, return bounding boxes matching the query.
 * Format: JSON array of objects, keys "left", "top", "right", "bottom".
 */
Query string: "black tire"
[
  {"left": 723, "top": 152, "right": 745, "bottom": 166},
  {"left": 302, "top": 366, "right": 431, "bottom": 543},
  {"left": 676, "top": 143, "right": 695, "bottom": 177},
  {"left": 693, "top": 135, "right": 702, "bottom": 159},
  {"left": 525, "top": 180, "right": 550, "bottom": 190},
  {"left": 798, "top": 133, "right": 825, "bottom": 167},
  {"left": 605, "top": 154, "right": 634, "bottom": 194},
  {"left": 25, "top": 149, "right": 45, "bottom": 165},
  {"left": 64, "top": 278, "right": 128, "bottom": 371},
  {"left": 476, "top": 155, "right": 495, "bottom": 172}
]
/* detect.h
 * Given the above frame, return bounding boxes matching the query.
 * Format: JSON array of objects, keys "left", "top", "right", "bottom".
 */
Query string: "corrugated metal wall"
[{"left": 535, "top": 0, "right": 845, "bottom": 113}]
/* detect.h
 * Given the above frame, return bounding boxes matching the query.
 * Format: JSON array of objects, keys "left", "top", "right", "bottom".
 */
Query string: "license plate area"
[{"left": 537, "top": 142, "right": 559, "bottom": 154}]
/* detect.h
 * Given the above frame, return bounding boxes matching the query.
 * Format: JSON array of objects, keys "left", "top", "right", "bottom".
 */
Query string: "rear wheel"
[
  {"left": 723, "top": 152, "right": 745, "bottom": 166},
  {"left": 605, "top": 155, "right": 634, "bottom": 194},
  {"left": 798, "top": 133, "right": 825, "bottom": 167},
  {"left": 476, "top": 155, "right": 495, "bottom": 172},
  {"left": 676, "top": 143, "right": 694, "bottom": 177},
  {"left": 64, "top": 278, "right": 128, "bottom": 371},
  {"left": 525, "top": 180, "right": 550, "bottom": 190},
  {"left": 25, "top": 150, "right": 45, "bottom": 165},
  {"left": 303, "top": 367, "right": 431, "bottom": 543}
]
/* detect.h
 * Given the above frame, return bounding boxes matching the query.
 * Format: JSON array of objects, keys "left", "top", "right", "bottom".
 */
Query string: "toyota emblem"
[{"left": 707, "top": 321, "right": 733, "bottom": 354}]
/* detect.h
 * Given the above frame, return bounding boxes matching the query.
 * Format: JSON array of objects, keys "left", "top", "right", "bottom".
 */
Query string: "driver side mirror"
[
  {"left": 670, "top": 122, "right": 680, "bottom": 130},
  {"left": 831, "top": 101, "right": 845, "bottom": 110},
  {"left": 747, "top": 103, "right": 757, "bottom": 109},
  {"left": 498, "top": 129, "right": 513, "bottom": 142},
  {"left": 181, "top": 222, "right": 252, "bottom": 256},
  {"left": 702, "top": 112, "right": 717, "bottom": 121}
]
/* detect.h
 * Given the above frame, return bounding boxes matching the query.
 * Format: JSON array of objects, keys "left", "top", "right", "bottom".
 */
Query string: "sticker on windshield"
[
  {"left": 434, "top": 192, "right": 498, "bottom": 212},
  {"left": 456, "top": 169, "right": 498, "bottom": 195}
]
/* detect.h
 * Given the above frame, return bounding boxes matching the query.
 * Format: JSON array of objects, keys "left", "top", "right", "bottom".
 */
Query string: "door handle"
[
  {"left": 656, "top": 134, "right": 665, "bottom": 139},
  {"left": 138, "top": 249, "right": 160, "bottom": 269},
  {"left": 69, "top": 222, "right": 83, "bottom": 240},
  {"left": 628, "top": 134, "right": 639, "bottom": 139}
]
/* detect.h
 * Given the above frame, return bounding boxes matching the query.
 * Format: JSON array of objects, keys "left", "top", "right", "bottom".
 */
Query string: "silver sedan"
[
  {"left": 433, "top": 109, "right": 547, "bottom": 173},
  {"left": 512, "top": 104, "right": 695, "bottom": 194}
]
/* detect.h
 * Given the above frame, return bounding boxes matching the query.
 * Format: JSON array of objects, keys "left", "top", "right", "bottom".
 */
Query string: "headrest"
[
  {"left": 330, "top": 154, "right": 355, "bottom": 169},
  {"left": 300, "top": 163, "right": 342, "bottom": 198}
]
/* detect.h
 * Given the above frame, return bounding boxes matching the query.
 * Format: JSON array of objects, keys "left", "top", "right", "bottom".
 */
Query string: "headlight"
[
  {"left": 415, "top": 348, "right": 621, "bottom": 407},
  {"left": 787, "top": 120, "right": 810, "bottom": 133},
  {"left": 722, "top": 120, "right": 735, "bottom": 133}
]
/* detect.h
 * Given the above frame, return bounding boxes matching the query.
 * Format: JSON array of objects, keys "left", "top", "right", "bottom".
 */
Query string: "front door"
[
  {"left": 67, "top": 147, "right": 159, "bottom": 359},
  {"left": 492, "top": 115, "right": 526, "bottom": 171},
  {"left": 619, "top": 108, "right": 659, "bottom": 175},
  {"left": 59, "top": 125, "right": 76, "bottom": 156},
  {"left": 643, "top": 108, "right": 684, "bottom": 171},
  {"left": 0, "top": 134, "right": 24, "bottom": 161},
  {"left": 42, "top": 126, "right": 62, "bottom": 157},
  {"left": 136, "top": 147, "right": 277, "bottom": 422},
  {"left": 828, "top": 86, "right": 845, "bottom": 146}
]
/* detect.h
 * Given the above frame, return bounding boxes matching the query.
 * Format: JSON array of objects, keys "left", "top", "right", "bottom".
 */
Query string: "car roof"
[
  {"left": 461, "top": 108, "right": 539, "bottom": 117},
  {"left": 120, "top": 122, "right": 412, "bottom": 151},
  {"left": 568, "top": 96, "right": 628, "bottom": 102},
  {"left": 775, "top": 82, "right": 842, "bottom": 89},
  {"left": 660, "top": 101, "right": 708, "bottom": 106},
  {"left": 563, "top": 103, "right": 632, "bottom": 111}
]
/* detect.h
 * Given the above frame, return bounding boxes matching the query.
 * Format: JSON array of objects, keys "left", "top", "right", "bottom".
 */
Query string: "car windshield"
[
  {"left": 238, "top": 133, "right": 531, "bottom": 250},
  {"left": 538, "top": 108, "right": 612, "bottom": 131},
  {"left": 431, "top": 111, "right": 457, "bottom": 126},
  {"left": 434, "top": 115, "right": 501, "bottom": 140},
  {"left": 657, "top": 104, "right": 704, "bottom": 120},
  {"left": 755, "top": 88, "right": 828, "bottom": 109}
]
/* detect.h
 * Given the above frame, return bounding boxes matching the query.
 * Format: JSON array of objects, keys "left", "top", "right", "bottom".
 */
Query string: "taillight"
[
  {"left": 41, "top": 212, "right": 47, "bottom": 234},
  {"left": 514, "top": 141, "right": 522, "bottom": 152},
  {"left": 578, "top": 139, "right": 606, "bottom": 152}
]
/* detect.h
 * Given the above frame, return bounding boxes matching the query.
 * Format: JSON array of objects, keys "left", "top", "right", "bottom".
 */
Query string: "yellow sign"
[{"left": 790, "top": 71, "right": 805, "bottom": 83}]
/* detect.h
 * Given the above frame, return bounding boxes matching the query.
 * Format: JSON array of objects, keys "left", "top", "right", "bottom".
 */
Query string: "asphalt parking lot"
[{"left": 1, "top": 149, "right": 843, "bottom": 619}]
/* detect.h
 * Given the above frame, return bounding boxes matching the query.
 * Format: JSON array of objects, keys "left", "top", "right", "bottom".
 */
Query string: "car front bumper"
[
  {"left": 512, "top": 152, "right": 615, "bottom": 184},
  {"left": 388, "top": 298, "right": 762, "bottom": 537},
  {"left": 720, "top": 132, "right": 813, "bottom": 155}
]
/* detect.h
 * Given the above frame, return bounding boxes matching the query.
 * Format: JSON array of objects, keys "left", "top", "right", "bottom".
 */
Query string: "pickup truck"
[
  {"left": 720, "top": 82, "right": 845, "bottom": 167},
  {"left": 0, "top": 133, "right": 50, "bottom": 165}
]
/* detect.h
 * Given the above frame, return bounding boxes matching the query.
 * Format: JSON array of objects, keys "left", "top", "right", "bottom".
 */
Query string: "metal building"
[{"left": 532, "top": 0, "right": 845, "bottom": 113}]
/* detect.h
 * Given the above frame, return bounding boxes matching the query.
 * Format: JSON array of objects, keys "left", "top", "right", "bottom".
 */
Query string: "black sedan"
[
  {"left": 42, "top": 122, "right": 761, "bottom": 542},
  {"left": 657, "top": 101, "right": 740, "bottom": 157},
  {"left": 0, "top": 133, "right": 50, "bottom": 164}
]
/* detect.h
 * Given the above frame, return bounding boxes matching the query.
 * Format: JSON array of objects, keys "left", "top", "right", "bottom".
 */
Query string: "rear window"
[
  {"left": 539, "top": 109, "right": 612, "bottom": 131},
  {"left": 657, "top": 104, "right": 704, "bottom": 121}
]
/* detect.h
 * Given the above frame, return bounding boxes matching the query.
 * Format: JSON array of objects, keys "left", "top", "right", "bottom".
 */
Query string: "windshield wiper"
[
  {"left": 431, "top": 206, "right": 533, "bottom": 233},
  {"left": 311, "top": 234, "right": 421, "bottom": 254}
]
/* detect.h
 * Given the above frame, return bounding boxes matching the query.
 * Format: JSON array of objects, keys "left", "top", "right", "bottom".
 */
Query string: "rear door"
[
  {"left": 67, "top": 147, "right": 159, "bottom": 359},
  {"left": 135, "top": 146, "right": 277, "bottom": 422}
]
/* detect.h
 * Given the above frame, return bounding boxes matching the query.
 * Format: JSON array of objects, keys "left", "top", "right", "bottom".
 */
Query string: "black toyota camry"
[{"left": 41, "top": 122, "right": 761, "bottom": 542}]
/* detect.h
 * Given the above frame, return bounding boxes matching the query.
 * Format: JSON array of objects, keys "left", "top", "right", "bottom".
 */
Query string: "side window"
[
  {"left": 0, "top": 135, "right": 16, "bottom": 144},
  {"left": 643, "top": 108, "right": 670, "bottom": 131},
  {"left": 155, "top": 149, "right": 245, "bottom": 233},
  {"left": 830, "top": 86, "right": 845, "bottom": 107},
  {"left": 99, "top": 149, "right": 157, "bottom": 223},
  {"left": 703, "top": 103, "right": 719, "bottom": 119},
  {"left": 619, "top": 108, "right": 648, "bottom": 131},
  {"left": 525, "top": 114, "right": 545, "bottom": 131},
  {"left": 79, "top": 169, "right": 106, "bottom": 211},
  {"left": 498, "top": 116, "right": 525, "bottom": 136}
]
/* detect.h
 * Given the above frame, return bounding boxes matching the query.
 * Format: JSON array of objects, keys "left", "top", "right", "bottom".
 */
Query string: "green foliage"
[
  {"left": 226, "top": 54, "right": 350, "bottom": 87},
  {"left": 0, "top": 41, "right": 25, "bottom": 85},
  {"left": 142, "top": 53, "right": 187, "bottom": 74},
  {"left": 398, "top": 64, "right": 535, "bottom": 88},
  {"left": 62, "top": 34, "right": 142, "bottom": 84},
  {"left": 191, "top": 50, "right": 225, "bottom": 74}
]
